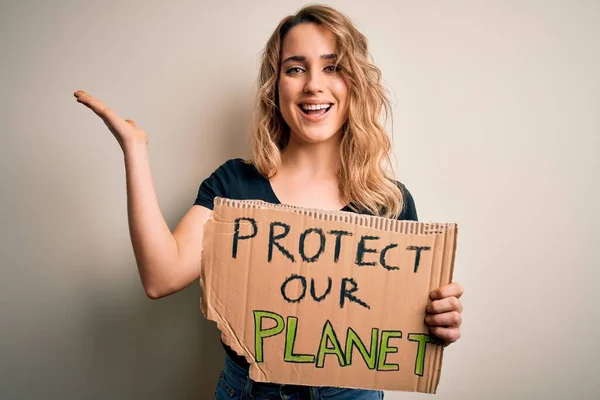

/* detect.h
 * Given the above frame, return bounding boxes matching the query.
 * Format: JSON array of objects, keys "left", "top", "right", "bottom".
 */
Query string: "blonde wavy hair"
[{"left": 250, "top": 4, "right": 403, "bottom": 218}]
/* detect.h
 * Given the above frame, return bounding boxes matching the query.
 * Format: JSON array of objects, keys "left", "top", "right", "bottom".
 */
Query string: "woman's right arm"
[{"left": 75, "top": 90, "right": 208, "bottom": 299}]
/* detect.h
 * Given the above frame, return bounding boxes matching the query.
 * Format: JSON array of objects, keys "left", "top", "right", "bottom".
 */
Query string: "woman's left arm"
[{"left": 425, "top": 282, "right": 464, "bottom": 345}]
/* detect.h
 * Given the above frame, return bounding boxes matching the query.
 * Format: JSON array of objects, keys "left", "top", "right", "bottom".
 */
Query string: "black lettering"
[
  {"left": 299, "top": 228, "right": 326, "bottom": 262},
  {"left": 356, "top": 235, "right": 380, "bottom": 266},
  {"left": 310, "top": 277, "right": 332, "bottom": 302},
  {"left": 269, "top": 221, "right": 295, "bottom": 262},
  {"left": 232, "top": 217, "right": 257, "bottom": 258},
  {"left": 281, "top": 274, "right": 307, "bottom": 303},
  {"left": 380, "top": 243, "right": 399, "bottom": 271},
  {"left": 406, "top": 246, "right": 431, "bottom": 273},
  {"left": 327, "top": 230, "right": 353, "bottom": 263},
  {"left": 340, "top": 277, "right": 370, "bottom": 309}
]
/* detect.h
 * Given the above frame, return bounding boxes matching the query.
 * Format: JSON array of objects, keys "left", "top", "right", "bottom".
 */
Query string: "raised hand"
[{"left": 74, "top": 90, "right": 148, "bottom": 152}]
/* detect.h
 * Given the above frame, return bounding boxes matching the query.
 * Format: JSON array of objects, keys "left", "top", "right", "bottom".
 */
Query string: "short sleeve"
[
  {"left": 398, "top": 184, "right": 418, "bottom": 221},
  {"left": 194, "top": 160, "right": 234, "bottom": 210}
]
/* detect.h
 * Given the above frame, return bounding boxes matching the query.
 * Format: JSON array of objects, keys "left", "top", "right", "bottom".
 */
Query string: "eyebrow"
[{"left": 281, "top": 53, "right": 337, "bottom": 64}]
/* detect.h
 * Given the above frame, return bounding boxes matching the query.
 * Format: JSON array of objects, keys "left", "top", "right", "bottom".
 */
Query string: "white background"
[{"left": 1, "top": 0, "right": 598, "bottom": 398}]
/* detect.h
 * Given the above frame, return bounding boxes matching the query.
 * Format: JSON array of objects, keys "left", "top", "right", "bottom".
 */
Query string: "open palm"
[{"left": 74, "top": 90, "right": 147, "bottom": 151}]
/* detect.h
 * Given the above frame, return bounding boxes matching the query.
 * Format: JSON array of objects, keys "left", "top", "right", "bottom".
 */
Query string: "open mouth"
[{"left": 299, "top": 103, "right": 333, "bottom": 117}]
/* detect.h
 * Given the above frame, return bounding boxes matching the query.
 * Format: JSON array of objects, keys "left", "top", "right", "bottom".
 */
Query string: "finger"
[
  {"left": 425, "top": 311, "right": 462, "bottom": 327},
  {"left": 429, "top": 326, "right": 461, "bottom": 344},
  {"left": 74, "top": 90, "right": 118, "bottom": 120},
  {"left": 430, "top": 282, "right": 463, "bottom": 300},
  {"left": 125, "top": 119, "right": 137, "bottom": 128},
  {"left": 427, "top": 296, "right": 463, "bottom": 314},
  {"left": 75, "top": 91, "right": 107, "bottom": 114}
]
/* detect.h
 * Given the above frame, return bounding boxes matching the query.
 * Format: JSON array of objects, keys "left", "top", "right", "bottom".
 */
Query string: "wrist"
[{"left": 123, "top": 142, "right": 149, "bottom": 161}]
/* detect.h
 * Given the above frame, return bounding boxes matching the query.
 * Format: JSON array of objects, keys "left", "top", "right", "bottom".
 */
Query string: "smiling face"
[{"left": 278, "top": 23, "right": 350, "bottom": 146}]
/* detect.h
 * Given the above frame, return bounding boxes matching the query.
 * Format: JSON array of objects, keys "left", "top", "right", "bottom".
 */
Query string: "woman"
[{"left": 74, "top": 4, "right": 463, "bottom": 399}]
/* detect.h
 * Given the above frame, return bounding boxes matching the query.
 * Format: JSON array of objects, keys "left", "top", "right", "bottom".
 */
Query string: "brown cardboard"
[{"left": 200, "top": 197, "right": 457, "bottom": 393}]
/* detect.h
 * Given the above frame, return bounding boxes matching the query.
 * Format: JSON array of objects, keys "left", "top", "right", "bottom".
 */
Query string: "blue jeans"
[{"left": 213, "top": 353, "right": 384, "bottom": 399}]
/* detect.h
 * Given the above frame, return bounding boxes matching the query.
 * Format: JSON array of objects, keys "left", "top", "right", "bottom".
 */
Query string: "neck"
[{"left": 280, "top": 132, "right": 342, "bottom": 179}]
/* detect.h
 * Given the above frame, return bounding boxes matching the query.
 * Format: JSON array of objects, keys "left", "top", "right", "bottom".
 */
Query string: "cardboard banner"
[{"left": 200, "top": 197, "right": 457, "bottom": 393}]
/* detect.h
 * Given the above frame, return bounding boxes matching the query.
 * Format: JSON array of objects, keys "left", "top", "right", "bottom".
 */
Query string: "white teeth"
[{"left": 301, "top": 103, "right": 332, "bottom": 110}]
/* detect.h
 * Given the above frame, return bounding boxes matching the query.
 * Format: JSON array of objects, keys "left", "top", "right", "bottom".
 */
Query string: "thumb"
[{"left": 125, "top": 119, "right": 137, "bottom": 128}]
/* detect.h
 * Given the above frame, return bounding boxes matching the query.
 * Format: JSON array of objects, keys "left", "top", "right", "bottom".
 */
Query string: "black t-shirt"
[{"left": 194, "top": 158, "right": 419, "bottom": 368}]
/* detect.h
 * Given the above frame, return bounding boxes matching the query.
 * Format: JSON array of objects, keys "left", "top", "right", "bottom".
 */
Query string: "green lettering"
[
  {"left": 316, "top": 320, "right": 346, "bottom": 368},
  {"left": 344, "top": 327, "right": 378, "bottom": 369},
  {"left": 377, "top": 330, "right": 402, "bottom": 371},
  {"left": 253, "top": 310, "right": 284, "bottom": 363},
  {"left": 408, "top": 333, "right": 436, "bottom": 376},
  {"left": 284, "top": 316, "right": 315, "bottom": 363}
]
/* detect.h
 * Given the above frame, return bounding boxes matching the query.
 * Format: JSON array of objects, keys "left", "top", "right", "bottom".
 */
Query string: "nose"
[{"left": 303, "top": 70, "right": 324, "bottom": 94}]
